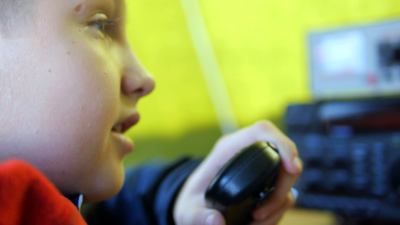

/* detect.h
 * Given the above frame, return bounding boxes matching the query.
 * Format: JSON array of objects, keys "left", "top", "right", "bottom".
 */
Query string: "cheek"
[
  {"left": 12, "top": 36, "right": 122, "bottom": 169},
  {"left": 45, "top": 45, "right": 120, "bottom": 152}
]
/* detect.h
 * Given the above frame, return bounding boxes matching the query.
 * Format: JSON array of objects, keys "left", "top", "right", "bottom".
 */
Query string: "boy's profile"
[{"left": 0, "top": 0, "right": 302, "bottom": 224}]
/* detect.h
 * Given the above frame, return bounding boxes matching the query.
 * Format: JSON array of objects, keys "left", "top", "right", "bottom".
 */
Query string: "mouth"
[
  {"left": 111, "top": 113, "right": 140, "bottom": 134},
  {"left": 110, "top": 113, "right": 140, "bottom": 154},
  {"left": 111, "top": 124, "right": 123, "bottom": 133}
]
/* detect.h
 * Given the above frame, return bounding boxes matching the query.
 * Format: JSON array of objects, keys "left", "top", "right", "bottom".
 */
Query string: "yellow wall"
[{"left": 125, "top": 0, "right": 400, "bottom": 141}]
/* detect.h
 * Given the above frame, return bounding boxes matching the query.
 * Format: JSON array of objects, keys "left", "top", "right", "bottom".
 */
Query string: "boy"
[{"left": 0, "top": 0, "right": 302, "bottom": 224}]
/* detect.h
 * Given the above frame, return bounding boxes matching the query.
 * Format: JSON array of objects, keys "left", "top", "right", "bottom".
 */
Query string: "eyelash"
[{"left": 90, "top": 19, "right": 118, "bottom": 34}]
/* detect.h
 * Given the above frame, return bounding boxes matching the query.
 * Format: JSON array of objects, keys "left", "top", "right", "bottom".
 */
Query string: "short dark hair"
[{"left": 0, "top": 0, "right": 35, "bottom": 35}]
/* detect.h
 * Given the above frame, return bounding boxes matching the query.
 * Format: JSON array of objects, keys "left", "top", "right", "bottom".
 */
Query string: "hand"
[{"left": 173, "top": 121, "right": 303, "bottom": 225}]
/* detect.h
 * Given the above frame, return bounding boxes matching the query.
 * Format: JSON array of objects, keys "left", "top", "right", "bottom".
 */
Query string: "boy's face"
[{"left": 0, "top": 0, "right": 154, "bottom": 203}]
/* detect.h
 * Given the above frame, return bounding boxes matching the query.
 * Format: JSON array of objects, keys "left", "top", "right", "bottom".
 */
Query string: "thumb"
[{"left": 176, "top": 207, "right": 225, "bottom": 225}]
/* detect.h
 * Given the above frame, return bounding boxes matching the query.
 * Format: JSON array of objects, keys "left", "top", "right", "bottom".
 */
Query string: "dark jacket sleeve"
[{"left": 83, "top": 157, "right": 202, "bottom": 225}]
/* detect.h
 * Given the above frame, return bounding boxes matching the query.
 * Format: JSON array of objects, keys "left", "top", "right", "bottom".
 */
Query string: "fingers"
[
  {"left": 253, "top": 190, "right": 287, "bottom": 221},
  {"left": 207, "top": 121, "right": 302, "bottom": 175},
  {"left": 251, "top": 192, "right": 295, "bottom": 225},
  {"left": 253, "top": 173, "right": 298, "bottom": 219},
  {"left": 174, "top": 120, "right": 301, "bottom": 225},
  {"left": 174, "top": 207, "right": 225, "bottom": 225},
  {"left": 251, "top": 121, "right": 302, "bottom": 175},
  {"left": 199, "top": 120, "right": 301, "bottom": 219}
]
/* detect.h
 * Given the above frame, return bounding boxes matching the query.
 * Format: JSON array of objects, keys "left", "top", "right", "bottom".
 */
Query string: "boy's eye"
[
  {"left": 91, "top": 21, "right": 106, "bottom": 33},
  {"left": 90, "top": 19, "right": 118, "bottom": 34},
  {"left": 90, "top": 20, "right": 107, "bottom": 33}
]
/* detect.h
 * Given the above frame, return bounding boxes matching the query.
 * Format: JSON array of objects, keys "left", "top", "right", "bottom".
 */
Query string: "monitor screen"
[{"left": 308, "top": 20, "right": 400, "bottom": 100}]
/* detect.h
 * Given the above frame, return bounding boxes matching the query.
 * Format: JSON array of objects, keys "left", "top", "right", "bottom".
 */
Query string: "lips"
[
  {"left": 112, "top": 113, "right": 140, "bottom": 134},
  {"left": 112, "top": 132, "right": 134, "bottom": 154},
  {"left": 111, "top": 113, "right": 140, "bottom": 154}
]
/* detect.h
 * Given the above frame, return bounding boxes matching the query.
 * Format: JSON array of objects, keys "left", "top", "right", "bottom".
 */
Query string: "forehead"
[{"left": 34, "top": 0, "right": 124, "bottom": 20}]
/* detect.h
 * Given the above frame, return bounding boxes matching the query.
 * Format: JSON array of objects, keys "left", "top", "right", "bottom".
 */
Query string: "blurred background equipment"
[
  {"left": 288, "top": 19, "right": 400, "bottom": 224},
  {"left": 309, "top": 20, "right": 400, "bottom": 100},
  {"left": 122, "top": 0, "right": 400, "bottom": 224}
]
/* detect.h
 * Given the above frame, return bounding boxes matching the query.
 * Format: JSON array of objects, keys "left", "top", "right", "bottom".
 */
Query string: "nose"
[{"left": 121, "top": 60, "right": 155, "bottom": 98}]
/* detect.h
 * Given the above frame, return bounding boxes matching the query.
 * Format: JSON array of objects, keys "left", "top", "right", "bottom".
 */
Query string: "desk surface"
[{"left": 280, "top": 208, "right": 337, "bottom": 225}]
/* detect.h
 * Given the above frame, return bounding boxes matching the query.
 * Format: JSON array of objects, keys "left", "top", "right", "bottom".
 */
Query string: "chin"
[{"left": 82, "top": 166, "right": 126, "bottom": 204}]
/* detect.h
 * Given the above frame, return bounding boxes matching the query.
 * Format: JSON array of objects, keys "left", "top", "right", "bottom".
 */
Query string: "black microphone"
[{"left": 205, "top": 142, "right": 281, "bottom": 225}]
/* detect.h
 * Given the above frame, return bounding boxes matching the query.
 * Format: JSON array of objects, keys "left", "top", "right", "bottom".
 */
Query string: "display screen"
[
  {"left": 308, "top": 20, "right": 400, "bottom": 100},
  {"left": 314, "top": 32, "right": 367, "bottom": 77}
]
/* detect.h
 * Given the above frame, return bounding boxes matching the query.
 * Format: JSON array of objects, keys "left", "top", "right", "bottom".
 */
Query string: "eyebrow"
[{"left": 76, "top": 0, "right": 118, "bottom": 17}]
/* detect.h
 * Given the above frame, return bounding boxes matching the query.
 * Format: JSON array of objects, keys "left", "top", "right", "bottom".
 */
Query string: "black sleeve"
[{"left": 82, "top": 157, "right": 202, "bottom": 225}]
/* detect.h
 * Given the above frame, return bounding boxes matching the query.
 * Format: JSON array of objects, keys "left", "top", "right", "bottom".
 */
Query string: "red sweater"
[{"left": 0, "top": 160, "right": 87, "bottom": 225}]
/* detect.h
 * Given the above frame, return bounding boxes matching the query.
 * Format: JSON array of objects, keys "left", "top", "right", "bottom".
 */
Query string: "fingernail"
[
  {"left": 292, "top": 157, "right": 302, "bottom": 172},
  {"left": 206, "top": 214, "right": 215, "bottom": 225},
  {"left": 291, "top": 188, "right": 299, "bottom": 200}
]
